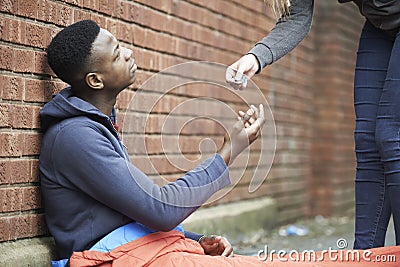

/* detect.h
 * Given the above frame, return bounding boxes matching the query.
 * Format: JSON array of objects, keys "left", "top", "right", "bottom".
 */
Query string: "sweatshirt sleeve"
[
  {"left": 185, "top": 231, "right": 203, "bottom": 241},
  {"left": 52, "top": 122, "right": 231, "bottom": 232},
  {"left": 248, "top": 0, "right": 314, "bottom": 72}
]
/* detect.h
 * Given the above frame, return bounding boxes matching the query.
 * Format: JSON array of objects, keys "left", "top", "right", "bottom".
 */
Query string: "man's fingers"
[
  {"left": 221, "top": 247, "right": 233, "bottom": 257},
  {"left": 251, "top": 104, "right": 259, "bottom": 118},
  {"left": 238, "top": 110, "right": 249, "bottom": 123},
  {"left": 257, "top": 104, "right": 266, "bottom": 126},
  {"left": 220, "top": 237, "right": 233, "bottom": 257},
  {"left": 246, "top": 104, "right": 265, "bottom": 137}
]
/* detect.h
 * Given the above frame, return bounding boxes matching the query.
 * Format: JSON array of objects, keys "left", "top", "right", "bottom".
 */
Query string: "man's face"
[{"left": 89, "top": 28, "right": 137, "bottom": 92}]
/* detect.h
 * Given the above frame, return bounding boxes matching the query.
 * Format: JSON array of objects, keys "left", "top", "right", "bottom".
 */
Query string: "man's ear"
[{"left": 85, "top": 73, "right": 104, "bottom": 90}]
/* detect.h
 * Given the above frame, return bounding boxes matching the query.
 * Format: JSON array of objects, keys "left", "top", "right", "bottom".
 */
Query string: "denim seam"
[{"left": 369, "top": 171, "right": 386, "bottom": 248}]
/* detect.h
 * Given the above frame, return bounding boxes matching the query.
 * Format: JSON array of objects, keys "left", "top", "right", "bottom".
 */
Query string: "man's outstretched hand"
[{"left": 219, "top": 104, "right": 265, "bottom": 165}]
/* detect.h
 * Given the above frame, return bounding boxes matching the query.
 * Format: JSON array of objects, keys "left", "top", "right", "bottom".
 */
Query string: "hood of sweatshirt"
[{"left": 40, "top": 87, "right": 116, "bottom": 135}]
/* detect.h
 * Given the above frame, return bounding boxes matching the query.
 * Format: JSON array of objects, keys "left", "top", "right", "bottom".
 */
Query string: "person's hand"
[
  {"left": 218, "top": 104, "right": 265, "bottom": 165},
  {"left": 226, "top": 54, "right": 260, "bottom": 90},
  {"left": 199, "top": 235, "right": 234, "bottom": 257}
]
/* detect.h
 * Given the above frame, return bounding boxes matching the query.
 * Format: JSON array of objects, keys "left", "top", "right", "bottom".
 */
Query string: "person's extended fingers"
[
  {"left": 238, "top": 110, "right": 250, "bottom": 123},
  {"left": 238, "top": 110, "right": 246, "bottom": 116},
  {"left": 221, "top": 246, "right": 233, "bottom": 257},
  {"left": 246, "top": 106, "right": 255, "bottom": 115},
  {"left": 220, "top": 238, "right": 233, "bottom": 257},
  {"left": 245, "top": 105, "right": 264, "bottom": 137},
  {"left": 251, "top": 104, "right": 259, "bottom": 118},
  {"left": 250, "top": 104, "right": 264, "bottom": 128},
  {"left": 257, "top": 104, "right": 266, "bottom": 126},
  {"left": 248, "top": 117, "right": 256, "bottom": 124}
]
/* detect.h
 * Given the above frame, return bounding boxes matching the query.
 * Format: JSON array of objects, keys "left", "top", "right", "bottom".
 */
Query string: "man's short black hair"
[{"left": 47, "top": 20, "right": 101, "bottom": 84}]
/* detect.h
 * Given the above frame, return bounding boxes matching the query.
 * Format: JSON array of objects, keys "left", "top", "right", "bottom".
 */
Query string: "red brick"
[
  {"left": 23, "top": 133, "right": 42, "bottom": 156},
  {"left": 30, "top": 159, "right": 40, "bottom": 183},
  {"left": 0, "top": 159, "right": 31, "bottom": 184},
  {"left": 0, "top": 216, "right": 11, "bottom": 241},
  {"left": 124, "top": 1, "right": 139, "bottom": 22},
  {"left": 0, "top": 0, "right": 17, "bottom": 13},
  {"left": 0, "top": 133, "right": 24, "bottom": 157},
  {"left": 1, "top": 18, "right": 24, "bottom": 44},
  {"left": 37, "top": 0, "right": 53, "bottom": 22},
  {"left": 13, "top": 48, "right": 35, "bottom": 73},
  {"left": 44, "top": 80, "right": 67, "bottom": 99},
  {"left": 98, "top": 0, "right": 112, "bottom": 16},
  {"left": 32, "top": 106, "right": 41, "bottom": 129},
  {"left": 0, "top": 75, "right": 23, "bottom": 101},
  {"left": 0, "top": 187, "right": 22, "bottom": 213},
  {"left": 34, "top": 51, "right": 54, "bottom": 76},
  {"left": 74, "top": 8, "right": 91, "bottom": 22},
  {"left": 52, "top": 2, "right": 73, "bottom": 26},
  {"left": 0, "top": 103, "right": 12, "bottom": 128},
  {"left": 83, "top": 0, "right": 99, "bottom": 11},
  {"left": 90, "top": 13, "right": 106, "bottom": 27},
  {"left": 24, "top": 79, "right": 45, "bottom": 103},
  {"left": 0, "top": 214, "right": 46, "bottom": 241},
  {"left": 13, "top": 215, "right": 35, "bottom": 239},
  {"left": 117, "top": 0, "right": 129, "bottom": 20},
  {"left": 25, "top": 22, "right": 49, "bottom": 49},
  {"left": 112, "top": 21, "right": 133, "bottom": 44},
  {"left": 17, "top": 0, "right": 38, "bottom": 19},
  {"left": 21, "top": 186, "right": 41, "bottom": 210},
  {"left": 12, "top": 105, "right": 39, "bottom": 129},
  {"left": 0, "top": 45, "right": 14, "bottom": 70}
]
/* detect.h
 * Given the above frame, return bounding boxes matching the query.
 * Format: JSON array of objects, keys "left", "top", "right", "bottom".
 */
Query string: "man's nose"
[{"left": 123, "top": 47, "right": 133, "bottom": 60}]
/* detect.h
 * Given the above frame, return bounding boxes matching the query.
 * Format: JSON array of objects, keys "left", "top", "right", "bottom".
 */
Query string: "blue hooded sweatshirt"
[{"left": 39, "top": 87, "right": 231, "bottom": 259}]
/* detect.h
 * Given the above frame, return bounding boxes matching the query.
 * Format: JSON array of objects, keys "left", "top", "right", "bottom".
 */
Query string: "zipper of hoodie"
[{"left": 108, "top": 118, "right": 129, "bottom": 158}]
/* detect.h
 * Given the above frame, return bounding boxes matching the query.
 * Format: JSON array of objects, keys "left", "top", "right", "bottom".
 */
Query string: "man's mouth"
[{"left": 129, "top": 61, "right": 137, "bottom": 72}]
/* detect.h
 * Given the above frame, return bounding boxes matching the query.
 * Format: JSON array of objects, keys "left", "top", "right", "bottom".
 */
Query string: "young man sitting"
[{"left": 39, "top": 20, "right": 265, "bottom": 266}]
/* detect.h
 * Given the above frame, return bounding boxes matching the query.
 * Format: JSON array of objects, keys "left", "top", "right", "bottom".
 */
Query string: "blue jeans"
[{"left": 354, "top": 20, "right": 400, "bottom": 249}]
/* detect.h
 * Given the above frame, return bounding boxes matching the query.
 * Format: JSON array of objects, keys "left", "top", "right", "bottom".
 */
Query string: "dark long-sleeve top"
[
  {"left": 248, "top": 0, "right": 314, "bottom": 72},
  {"left": 39, "top": 87, "right": 231, "bottom": 259}
]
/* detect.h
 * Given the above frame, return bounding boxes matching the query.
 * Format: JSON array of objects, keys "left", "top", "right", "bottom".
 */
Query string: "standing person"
[{"left": 226, "top": 0, "right": 400, "bottom": 250}]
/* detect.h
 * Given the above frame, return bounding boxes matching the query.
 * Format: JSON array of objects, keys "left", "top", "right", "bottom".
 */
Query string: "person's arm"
[
  {"left": 249, "top": 0, "right": 314, "bottom": 71},
  {"left": 226, "top": 0, "right": 314, "bottom": 90},
  {"left": 53, "top": 127, "right": 229, "bottom": 232},
  {"left": 184, "top": 231, "right": 203, "bottom": 241},
  {"left": 185, "top": 105, "right": 265, "bottom": 257},
  {"left": 52, "top": 106, "right": 264, "bottom": 232},
  {"left": 185, "top": 228, "right": 234, "bottom": 258}
]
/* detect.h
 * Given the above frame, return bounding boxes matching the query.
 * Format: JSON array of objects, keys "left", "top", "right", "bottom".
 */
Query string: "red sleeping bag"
[{"left": 70, "top": 230, "right": 399, "bottom": 267}]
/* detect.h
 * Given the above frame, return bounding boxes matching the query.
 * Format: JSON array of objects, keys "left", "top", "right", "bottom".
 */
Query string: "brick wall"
[
  {"left": 0, "top": 0, "right": 363, "bottom": 245},
  {"left": 310, "top": 1, "right": 364, "bottom": 216}
]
